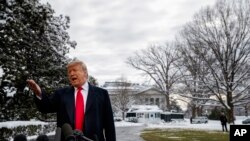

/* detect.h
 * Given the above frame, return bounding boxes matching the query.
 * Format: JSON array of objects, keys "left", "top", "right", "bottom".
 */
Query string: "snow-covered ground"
[
  {"left": 115, "top": 116, "right": 248, "bottom": 131},
  {"left": 0, "top": 116, "right": 248, "bottom": 140}
]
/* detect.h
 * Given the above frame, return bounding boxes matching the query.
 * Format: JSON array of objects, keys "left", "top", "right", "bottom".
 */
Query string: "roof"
[
  {"left": 135, "top": 87, "right": 164, "bottom": 95},
  {"left": 127, "top": 105, "right": 163, "bottom": 113},
  {"left": 102, "top": 81, "right": 164, "bottom": 95}
]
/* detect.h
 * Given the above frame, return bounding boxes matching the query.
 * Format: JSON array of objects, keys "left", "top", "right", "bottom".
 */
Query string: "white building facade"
[{"left": 102, "top": 81, "right": 167, "bottom": 112}]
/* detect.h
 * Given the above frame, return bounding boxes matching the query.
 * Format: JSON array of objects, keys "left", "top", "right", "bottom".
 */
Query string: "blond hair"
[{"left": 67, "top": 60, "right": 88, "bottom": 74}]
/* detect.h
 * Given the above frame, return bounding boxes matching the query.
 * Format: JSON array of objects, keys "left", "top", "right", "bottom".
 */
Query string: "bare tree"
[
  {"left": 111, "top": 77, "right": 135, "bottom": 120},
  {"left": 176, "top": 41, "right": 213, "bottom": 117},
  {"left": 178, "top": 0, "right": 250, "bottom": 123},
  {"left": 127, "top": 43, "right": 181, "bottom": 110}
]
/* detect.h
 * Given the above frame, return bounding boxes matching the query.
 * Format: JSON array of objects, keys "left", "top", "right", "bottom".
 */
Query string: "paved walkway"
[
  {"left": 36, "top": 125, "right": 146, "bottom": 141},
  {"left": 116, "top": 125, "right": 145, "bottom": 141}
]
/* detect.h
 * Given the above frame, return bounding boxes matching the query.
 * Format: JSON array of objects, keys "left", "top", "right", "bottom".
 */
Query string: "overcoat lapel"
[
  {"left": 85, "top": 84, "right": 94, "bottom": 114},
  {"left": 66, "top": 87, "right": 75, "bottom": 126}
]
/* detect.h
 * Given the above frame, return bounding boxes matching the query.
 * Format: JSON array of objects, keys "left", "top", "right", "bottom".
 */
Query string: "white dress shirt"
[{"left": 74, "top": 82, "right": 89, "bottom": 113}]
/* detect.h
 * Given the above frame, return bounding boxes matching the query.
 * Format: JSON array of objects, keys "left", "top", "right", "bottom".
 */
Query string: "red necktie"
[{"left": 75, "top": 87, "right": 84, "bottom": 131}]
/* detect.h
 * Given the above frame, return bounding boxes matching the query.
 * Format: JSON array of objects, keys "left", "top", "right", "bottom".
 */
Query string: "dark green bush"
[
  {"left": 208, "top": 107, "right": 226, "bottom": 120},
  {"left": 0, "top": 122, "right": 56, "bottom": 140}
]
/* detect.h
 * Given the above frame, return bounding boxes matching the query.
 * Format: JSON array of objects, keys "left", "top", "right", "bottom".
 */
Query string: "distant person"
[
  {"left": 36, "top": 135, "right": 49, "bottom": 141},
  {"left": 190, "top": 116, "right": 192, "bottom": 124},
  {"left": 219, "top": 112, "right": 228, "bottom": 132},
  {"left": 27, "top": 60, "right": 116, "bottom": 141},
  {"left": 14, "top": 134, "right": 27, "bottom": 141}
]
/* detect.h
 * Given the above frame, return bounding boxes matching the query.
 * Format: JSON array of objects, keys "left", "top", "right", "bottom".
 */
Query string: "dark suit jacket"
[
  {"left": 34, "top": 83, "right": 116, "bottom": 141},
  {"left": 220, "top": 115, "right": 227, "bottom": 125}
]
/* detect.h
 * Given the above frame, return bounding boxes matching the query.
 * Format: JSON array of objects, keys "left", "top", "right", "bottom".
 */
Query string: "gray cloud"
[{"left": 42, "top": 0, "right": 217, "bottom": 85}]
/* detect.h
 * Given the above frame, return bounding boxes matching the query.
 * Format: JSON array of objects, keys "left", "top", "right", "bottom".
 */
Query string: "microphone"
[
  {"left": 73, "top": 129, "right": 83, "bottom": 136},
  {"left": 62, "top": 123, "right": 96, "bottom": 141},
  {"left": 14, "top": 134, "right": 27, "bottom": 141},
  {"left": 36, "top": 135, "right": 49, "bottom": 141},
  {"left": 62, "top": 123, "right": 76, "bottom": 141},
  {"left": 73, "top": 130, "right": 94, "bottom": 141},
  {"left": 54, "top": 127, "right": 61, "bottom": 141}
]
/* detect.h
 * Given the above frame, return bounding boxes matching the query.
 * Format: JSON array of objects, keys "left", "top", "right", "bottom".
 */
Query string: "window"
[
  {"left": 150, "top": 98, "right": 154, "bottom": 105},
  {"left": 156, "top": 98, "right": 159, "bottom": 106},
  {"left": 126, "top": 113, "right": 136, "bottom": 117},
  {"left": 150, "top": 114, "right": 154, "bottom": 118},
  {"left": 155, "top": 113, "right": 160, "bottom": 118},
  {"left": 137, "top": 113, "right": 144, "bottom": 118},
  {"left": 145, "top": 98, "right": 148, "bottom": 104}
]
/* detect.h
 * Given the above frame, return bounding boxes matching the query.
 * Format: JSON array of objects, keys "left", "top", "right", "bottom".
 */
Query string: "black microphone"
[
  {"left": 54, "top": 127, "right": 61, "bottom": 141},
  {"left": 73, "top": 129, "right": 83, "bottom": 136},
  {"left": 14, "top": 134, "right": 27, "bottom": 141},
  {"left": 73, "top": 129, "right": 94, "bottom": 141},
  {"left": 62, "top": 123, "right": 76, "bottom": 141},
  {"left": 36, "top": 135, "right": 49, "bottom": 141}
]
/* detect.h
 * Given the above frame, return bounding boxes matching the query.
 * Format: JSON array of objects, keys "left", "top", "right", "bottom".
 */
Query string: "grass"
[{"left": 140, "top": 128, "right": 229, "bottom": 141}]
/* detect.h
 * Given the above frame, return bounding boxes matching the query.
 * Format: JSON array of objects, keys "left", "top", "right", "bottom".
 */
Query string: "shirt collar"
[
  {"left": 74, "top": 81, "right": 89, "bottom": 90},
  {"left": 83, "top": 81, "right": 89, "bottom": 90}
]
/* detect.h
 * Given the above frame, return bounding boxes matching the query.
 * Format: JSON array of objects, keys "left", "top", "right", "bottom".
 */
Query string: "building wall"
[
  {"left": 103, "top": 82, "right": 167, "bottom": 112},
  {"left": 108, "top": 90, "right": 166, "bottom": 111},
  {"left": 134, "top": 90, "right": 166, "bottom": 110}
]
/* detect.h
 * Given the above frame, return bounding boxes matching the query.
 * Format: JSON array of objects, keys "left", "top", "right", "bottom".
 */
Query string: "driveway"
[
  {"left": 37, "top": 125, "right": 146, "bottom": 141},
  {"left": 116, "top": 125, "right": 145, "bottom": 141}
]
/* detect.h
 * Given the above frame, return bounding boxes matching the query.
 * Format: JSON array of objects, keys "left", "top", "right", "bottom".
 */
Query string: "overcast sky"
[{"left": 41, "top": 0, "right": 217, "bottom": 85}]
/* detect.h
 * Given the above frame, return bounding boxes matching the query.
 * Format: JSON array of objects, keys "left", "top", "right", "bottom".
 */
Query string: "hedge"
[{"left": 0, "top": 122, "right": 56, "bottom": 141}]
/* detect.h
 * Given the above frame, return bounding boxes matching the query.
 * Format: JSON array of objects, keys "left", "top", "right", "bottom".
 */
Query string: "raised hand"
[{"left": 26, "top": 79, "right": 42, "bottom": 97}]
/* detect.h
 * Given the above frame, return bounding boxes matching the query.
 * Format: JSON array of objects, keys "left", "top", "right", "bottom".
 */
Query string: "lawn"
[{"left": 140, "top": 128, "right": 229, "bottom": 141}]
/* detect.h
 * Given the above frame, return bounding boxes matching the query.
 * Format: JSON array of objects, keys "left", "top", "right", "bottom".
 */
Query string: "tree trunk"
[
  {"left": 227, "top": 108, "right": 234, "bottom": 124},
  {"left": 192, "top": 105, "right": 196, "bottom": 117},
  {"left": 122, "top": 112, "right": 125, "bottom": 120},
  {"left": 227, "top": 91, "right": 235, "bottom": 124},
  {"left": 165, "top": 93, "right": 170, "bottom": 110},
  {"left": 245, "top": 105, "right": 248, "bottom": 117}
]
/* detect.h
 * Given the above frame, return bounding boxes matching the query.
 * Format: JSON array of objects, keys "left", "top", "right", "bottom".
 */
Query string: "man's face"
[{"left": 67, "top": 64, "right": 87, "bottom": 88}]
